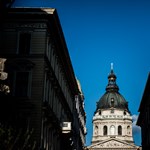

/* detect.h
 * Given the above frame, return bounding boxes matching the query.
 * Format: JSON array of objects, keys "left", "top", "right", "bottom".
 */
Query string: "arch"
[
  {"left": 110, "top": 125, "right": 115, "bottom": 135},
  {"left": 95, "top": 125, "right": 98, "bottom": 135},
  {"left": 103, "top": 125, "right": 107, "bottom": 135},
  {"left": 118, "top": 125, "right": 122, "bottom": 135},
  {"left": 127, "top": 125, "right": 130, "bottom": 134}
]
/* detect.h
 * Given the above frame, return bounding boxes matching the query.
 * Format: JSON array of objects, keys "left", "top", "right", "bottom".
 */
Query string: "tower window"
[
  {"left": 18, "top": 33, "right": 31, "bottom": 54},
  {"left": 118, "top": 125, "right": 122, "bottom": 135},
  {"left": 124, "top": 110, "right": 126, "bottom": 115},
  {"left": 110, "top": 125, "right": 115, "bottom": 135},
  {"left": 127, "top": 126, "right": 130, "bottom": 134},
  {"left": 103, "top": 126, "right": 107, "bottom": 135},
  {"left": 99, "top": 109, "right": 101, "bottom": 115},
  {"left": 95, "top": 125, "right": 98, "bottom": 135},
  {"left": 111, "top": 98, "right": 114, "bottom": 107}
]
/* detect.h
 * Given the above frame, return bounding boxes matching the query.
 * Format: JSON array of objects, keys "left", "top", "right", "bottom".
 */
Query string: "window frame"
[
  {"left": 103, "top": 125, "right": 107, "bottom": 136},
  {"left": 118, "top": 125, "right": 122, "bottom": 135},
  {"left": 17, "top": 31, "right": 32, "bottom": 55}
]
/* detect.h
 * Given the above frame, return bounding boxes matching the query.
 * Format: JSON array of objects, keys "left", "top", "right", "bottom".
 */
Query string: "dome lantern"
[
  {"left": 96, "top": 63, "right": 130, "bottom": 113},
  {"left": 106, "top": 63, "right": 119, "bottom": 92}
]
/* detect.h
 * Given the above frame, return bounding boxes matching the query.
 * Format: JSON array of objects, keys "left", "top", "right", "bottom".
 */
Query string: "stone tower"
[{"left": 88, "top": 64, "right": 138, "bottom": 150}]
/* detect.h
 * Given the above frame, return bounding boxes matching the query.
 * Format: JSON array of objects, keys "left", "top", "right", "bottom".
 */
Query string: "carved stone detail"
[
  {"left": 3, "top": 23, "right": 47, "bottom": 29},
  {"left": 91, "top": 139, "right": 137, "bottom": 149}
]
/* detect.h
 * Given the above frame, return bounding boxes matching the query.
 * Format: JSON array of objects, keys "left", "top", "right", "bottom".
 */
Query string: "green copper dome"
[{"left": 96, "top": 64, "right": 129, "bottom": 112}]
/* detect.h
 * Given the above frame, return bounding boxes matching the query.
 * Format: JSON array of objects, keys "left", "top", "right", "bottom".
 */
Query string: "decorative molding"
[
  {"left": 88, "top": 139, "right": 137, "bottom": 149},
  {"left": 3, "top": 23, "right": 47, "bottom": 29}
]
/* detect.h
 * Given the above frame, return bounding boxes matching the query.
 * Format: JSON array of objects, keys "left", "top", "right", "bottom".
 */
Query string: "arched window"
[
  {"left": 127, "top": 126, "right": 130, "bottom": 134},
  {"left": 111, "top": 98, "right": 114, "bottom": 107},
  {"left": 118, "top": 125, "right": 122, "bottom": 135},
  {"left": 110, "top": 125, "right": 115, "bottom": 135},
  {"left": 103, "top": 126, "right": 107, "bottom": 135},
  {"left": 95, "top": 125, "right": 98, "bottom": 135}
]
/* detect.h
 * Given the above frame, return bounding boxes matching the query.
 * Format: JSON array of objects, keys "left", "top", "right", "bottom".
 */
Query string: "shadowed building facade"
[
  {"left": 88, "top": 65, "right": 138, "bottom": 150},
  {"left": 137, "top": 73, "right": 150, "bottom": 150},
  {"left": 0, "top": 8, "right": 86, "bottom": 150}
]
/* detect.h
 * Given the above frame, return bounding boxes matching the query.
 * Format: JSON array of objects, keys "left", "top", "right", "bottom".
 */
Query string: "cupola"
[{"left": 96, "top": 63, "right": 130, "bottom": 112}]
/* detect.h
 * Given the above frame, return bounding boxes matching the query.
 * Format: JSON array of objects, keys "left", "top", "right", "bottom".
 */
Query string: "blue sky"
[{"left": 13, "top": 0, "right": 150, "bottom": 146}]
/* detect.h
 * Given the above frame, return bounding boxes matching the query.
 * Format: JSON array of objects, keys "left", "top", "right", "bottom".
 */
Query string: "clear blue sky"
[{"left": 13, "top": 0, "right": 150, "bottom": 146}]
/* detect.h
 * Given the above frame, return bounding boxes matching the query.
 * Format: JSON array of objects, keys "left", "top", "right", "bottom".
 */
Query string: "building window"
[
  {"left": 110, "top": 125, "right": 115, "bottom": 135},
  {"left": 18, "top": 33, "right": 31, "bottom": 54},
  {"left": 118, "top": 125, "right": 122, "bottom": 135},
  {"left": 111, "top": 98, "right": 114, "bottom": 107},
  {"left": 14, "top": 72, "right": 31, "bottom": 97},
  {"left": 127, "top": 126, "right": 130, "bottom": 134},
  {"left": 99, "top": 109, "right": 101, "bottom": 115},
  {"left": 103, "top": 126, "right": 107, "bottom": 135},
  {"left": 95, "top": 125, "right": 98, "bottom": 135}
]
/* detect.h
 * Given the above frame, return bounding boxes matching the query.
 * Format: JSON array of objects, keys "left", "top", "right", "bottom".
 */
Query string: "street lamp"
[{"left": 0, "top": 58, "right": 10, "bottom": 94}]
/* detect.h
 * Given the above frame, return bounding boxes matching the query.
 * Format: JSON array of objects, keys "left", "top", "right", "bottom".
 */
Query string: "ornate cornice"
[{"left": 3, "top": 23, "right": 47, "bottom": 29}]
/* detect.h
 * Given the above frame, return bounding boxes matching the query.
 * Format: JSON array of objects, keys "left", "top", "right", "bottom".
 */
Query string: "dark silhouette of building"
[
  {"left": 0, "top": 8, "right": 86, "bottom": 150},
  {"left": 137, "top": 73, "right": 150, "bottom": 150},
  {"left": 1, "top": 0, "right": 15, "bottom": 8}
]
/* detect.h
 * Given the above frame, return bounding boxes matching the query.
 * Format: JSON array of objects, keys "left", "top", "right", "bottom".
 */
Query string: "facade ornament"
[{"left": 0, "top": 58, "right": 10, "bottom": 94}]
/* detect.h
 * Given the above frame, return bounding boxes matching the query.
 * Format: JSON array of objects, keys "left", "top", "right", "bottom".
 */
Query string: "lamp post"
[{"left": 0, "top": 58, "right": 10, "bottom": 94}]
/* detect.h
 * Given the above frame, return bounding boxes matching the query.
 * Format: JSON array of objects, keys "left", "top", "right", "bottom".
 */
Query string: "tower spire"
[
  {"left": 111, "top": 62, "right": 113, "bottom": 72},
  {"left": 106, "top": 63, "right": 119, "bottom": 92}
]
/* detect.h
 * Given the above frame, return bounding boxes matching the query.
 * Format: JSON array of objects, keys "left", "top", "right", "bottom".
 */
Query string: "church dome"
[
  {"left": 97, "top": 91, "right": 128, "bottom": 110},
  {"left": 96, "top": 64, "right": 129, "bottom": 112}
]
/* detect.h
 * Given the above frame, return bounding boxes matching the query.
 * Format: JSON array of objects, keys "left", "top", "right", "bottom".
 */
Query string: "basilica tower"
[{"left": 88, "top": 64, "right": 138, "bottom": 150}]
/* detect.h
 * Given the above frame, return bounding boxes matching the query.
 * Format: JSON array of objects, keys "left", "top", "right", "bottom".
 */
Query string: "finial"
[
  {"left": 106, "top": 62, "right": 119, "bottom": 91},
  {"left": 111, "top": 63, "right": 113, "bottom": 72}
]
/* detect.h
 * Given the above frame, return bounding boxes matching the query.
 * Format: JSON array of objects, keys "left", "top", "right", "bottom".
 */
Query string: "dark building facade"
[
  {"left": 0, "top": 8, "right": 86, "bottom": 150},
  {"left": 137, "top": 73, "right": 150, "bottom": 150}
]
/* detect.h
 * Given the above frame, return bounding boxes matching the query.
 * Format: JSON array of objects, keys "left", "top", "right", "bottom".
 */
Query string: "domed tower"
[{"left": 88, "top": 64, "right": 138, "bottom": 150}]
